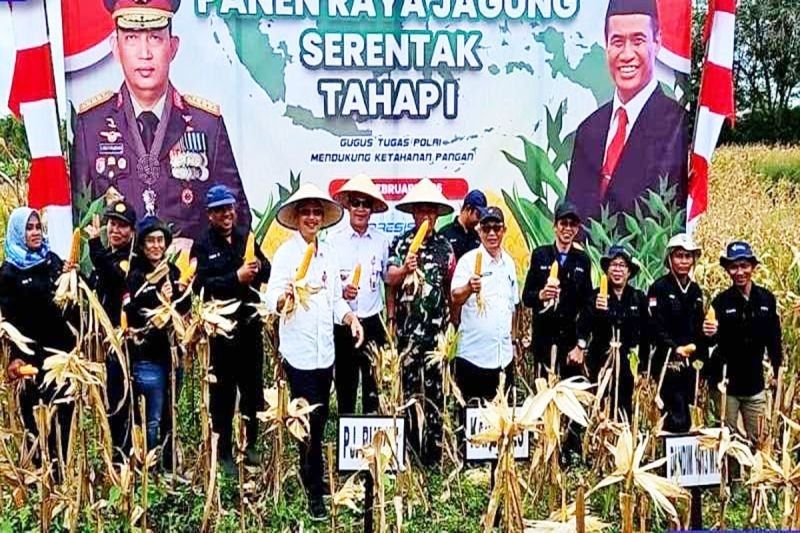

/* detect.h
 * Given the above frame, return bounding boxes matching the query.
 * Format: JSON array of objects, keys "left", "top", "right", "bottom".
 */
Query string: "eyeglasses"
[
  {"left": 350, "top": 198, "right": 373, "bottom": 209},
  {"left": 481, "top": 224, "right": 505, "bottom": 235},
  {"left": 299, "top": 208, "right": 324, "bottom": 217},
  {"left": 608, "top": 260, "right": 629, "bottom": 270},
  {"left": 557, "top": 219, "right": 580, "bottom": 228}
]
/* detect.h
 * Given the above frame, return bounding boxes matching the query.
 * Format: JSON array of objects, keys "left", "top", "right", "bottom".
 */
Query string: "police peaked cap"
[{"left": 105, "top": 0, "right": 181, "bottom": 30}]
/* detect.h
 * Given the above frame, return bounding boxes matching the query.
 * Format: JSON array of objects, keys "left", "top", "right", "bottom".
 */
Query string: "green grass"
[{"left": 753, "top": 147, "right": 800, "bottom": 184}]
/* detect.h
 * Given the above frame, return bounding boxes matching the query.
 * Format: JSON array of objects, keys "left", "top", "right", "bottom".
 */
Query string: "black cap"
[
  {"left": 606, "top": 0, "right": 659, "bottom": 23},
  {"left": 135, "top": 216, "right": 173, "bottom": 251},
  {"left": 463, "top": 190, "right": 488, "bottom": 211},
  {"left": 104, "top": 200, "right": 137, "bottom": 227},
  {"left": 480, "top": 206, "right": 505, "bottom": 225},
  {"left": 554, "top": 200, "right": 581, "bottom": 222}
]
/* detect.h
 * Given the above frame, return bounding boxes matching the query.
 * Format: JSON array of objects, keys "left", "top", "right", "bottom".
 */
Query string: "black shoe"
[
  {"left": 219, "top": 457, "right": 237, "bottom": 477},
  {"left": 309, "top": 497, "right": 328, "bottom": 520},
  {"left": 244, "top": 448, "right": 261, "bottom": 467}
]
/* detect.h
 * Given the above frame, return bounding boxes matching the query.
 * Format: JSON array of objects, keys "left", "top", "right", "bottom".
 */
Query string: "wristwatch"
[{"left": 577, "top": 339, "right": 588, "bottom": 350}]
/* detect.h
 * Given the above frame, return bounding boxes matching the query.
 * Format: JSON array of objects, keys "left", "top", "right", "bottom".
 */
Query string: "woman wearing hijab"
[
  {"left": 265, "top": 184, "right": 364, "bottom": 519},
  {"left": 124, "top": 216, "right": 191, "bottom": 468},
  {"left": 2, "top": 207, "right": 76, "bottom": 456}
]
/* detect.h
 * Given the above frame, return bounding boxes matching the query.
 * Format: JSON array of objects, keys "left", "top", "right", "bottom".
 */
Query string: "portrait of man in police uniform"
[{"left": 71, "top": 0, "right": 251, "bottom": 244}]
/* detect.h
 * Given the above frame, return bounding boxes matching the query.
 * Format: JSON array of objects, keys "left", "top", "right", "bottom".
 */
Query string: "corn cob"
[
  {"left": 175, "top": 248, "right": 190, "bottom": 275},
  {"left": 351, "top": 263, "right": 362, "bottom": 286},
  {"left": 120, "top": 309, "right": 128, "bottom": 331},
  {"left": 68, "top": 228, "right": 81, "bottom": 263},
  {"left": 599, "top": 274, "right": 608, "bottom": 297},
  {"left": 179, "top": 258, "right": 197, "bottom": 286},
  {"left": 244, "top": 232, "right": 256, "bottom": 263},
  {"left": 706, "top": 307, "right": 716, "bottom": 322},
  {"left": 408, "top": 220, "right": 429, "bottom": 254},
  {"left": 547, "top": 261, "right": 559, "bottom": 283},
  {"left": 296, "top": 243, "right": 315, "bottom": 280},
  {"left": 474, "top": 251, "right": 483, "bottom": 276},
  {"left": 19, "top": 364, "right": 38, "bottom": 377}
]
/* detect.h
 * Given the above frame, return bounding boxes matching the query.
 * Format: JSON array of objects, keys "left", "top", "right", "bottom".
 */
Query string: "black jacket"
[
  {"left": 522, "top": 244, "right": 593, "bottom": 362},
  {"left": 440, "top": 220, "right": 480, "bottom": 261},
  {"left": 707, "top": 284, "right": 782, "bottom": 396},
  {"left": 0, "top": 253, "right": 75, "bottom": 368},
  {"left": 577, "top": 285, "right": 649, "bottom": 377},
  {"left": 646, "top": 274, "right": 707, "bottom": 376},
  {"left": 191, "top": 227, "right": 270, "bottom": 329},
  {"left": 88, "top": 237, "right": 131, "bottom": 327},
  {"left": 566, "top": 86, "right": 689, "bottom": 223},
  {"left": 125, "top": 258, "right": 191, "bottom": 365}
]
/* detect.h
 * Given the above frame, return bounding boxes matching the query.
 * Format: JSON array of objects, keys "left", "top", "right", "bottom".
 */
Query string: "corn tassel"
[
  {"left": 296, "top": 243, "right": 315, "bottom": 281},
  {"left": 599, "top": 274, "right": 608, "bottom": 297},
  {"left": 408, "top": 220, "right": 429, "bottom": 254},
  {"left": 244, "top": 232, "right": 256, "bottom": 263},
  {"left": 351, "top": 263, "right": 362, "bottom": 287},
  {"left": 68, "top": 228, "right": 81, "bottom": 263}
]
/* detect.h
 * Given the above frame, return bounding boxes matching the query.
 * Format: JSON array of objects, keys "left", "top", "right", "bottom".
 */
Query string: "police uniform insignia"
[
  {"left": 99, "top": 142, "right": 124, "bottom": 156},
  {"left": 181, "top": 188, "right": 194, "bottom": 205},
  {"left": 79, "top": 91, "right": 114, "bottom": 113},
  {"left": 118, "top": 157, "right": 127, "bottom": 170},
  {"left": 96, "top": 157, "right": 106, "bottom": 174},
  {"left": 106, "top": 117, "right": 118, "bottom": 129},
  {"left": 100, "top": 130, "right": 123, "bottom": 143},
  {"left": 183, "top": 94, "right": 220, "bottom": 116},
  {"left": 115, "top": 203, "right": 126, "bottom": 214},
  {"left": 170, "top": 130, "right": 209, "bottom": 182}
]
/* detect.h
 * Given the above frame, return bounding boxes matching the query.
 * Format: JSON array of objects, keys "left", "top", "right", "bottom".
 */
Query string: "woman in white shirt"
[{"left": 265, "top": 184, "right": 363, "bottom": 519}]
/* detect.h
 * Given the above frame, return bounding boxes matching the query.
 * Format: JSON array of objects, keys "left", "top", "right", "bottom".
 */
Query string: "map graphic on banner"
[{"left": 64, "top": 0, "right": 690, "bottom": 280}]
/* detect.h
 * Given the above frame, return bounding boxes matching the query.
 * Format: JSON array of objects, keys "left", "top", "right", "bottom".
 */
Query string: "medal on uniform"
[
  {"left": 118, "top": 157, "right": 127, "bottom": 170},
  {"left": 96, "top": 157, "right": 106, "bottom": 174},
  {"left": 181, "top": 187, "right": 194, "bottom": 205}
]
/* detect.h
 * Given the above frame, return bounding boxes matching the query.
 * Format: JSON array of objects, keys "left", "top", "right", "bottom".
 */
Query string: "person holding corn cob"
[
  {"left": 451, "top": 207, "right": 519, "bottom": 402},
  {"left": 387, "top": 178, "right": 456, "bottom": 467},
  {"left": 124, "top": 216, "right": 191, "bottom": 468},
  {"left": 522, "top": 201, "right": 593, "bottom": 379},
  {"left": 702, "top": 241, "right": 782, "bottom": 443},
  {"left": 646, "top": 233, "right": 707, "bottom": 433},
  {"left": 330, "top": 174, "right": 390, "bottom": 415},
  {"left": 2, "top": 207, "right": 77, "bottom": 463},
  {"left": 266, "top": 184, "right": 364, "bottom": 519},
  {"left": 576, "top": 245, "right": 648, "bottom": 418},
  {"left": 191, "top": 184, "right": 271, "bottom": 473},
  {"left": 85, "top": 199, "right": 136, "bottom": 458}
]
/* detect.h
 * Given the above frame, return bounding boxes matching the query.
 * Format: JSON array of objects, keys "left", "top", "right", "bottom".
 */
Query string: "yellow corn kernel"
[
  {"left": 408, "top": 220, "right": 429, "bottom": 254},
  {"left": 474, "top": 251, "right": 483, "bottom": 276},
  {"left": 599, "top": 274, "right": 608, "bottom": 297},
  {"left": 68, "top": 228, "right": 81, "bottom": 264},
  {"left": 120, "top": 310, "right": 128, "bottom": 331},
  {"left": 244, "top": 232, "right": 256, "bottom": 263},
  {"left": 706, "top": 307, "right": 716, "bottom": 322},
  {"left": 351, "top": 263, "right": 362, "bottom": 286},
  {"left": 296, "top": 243, "right": 315, "bottom": 281},
  {"left": 548, "top": 261, "right": 559, "bottom": 281}
]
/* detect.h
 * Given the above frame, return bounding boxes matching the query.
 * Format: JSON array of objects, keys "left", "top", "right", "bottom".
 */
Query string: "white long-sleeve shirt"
[{"left": 265, "top": 232, "right": 351, "bottom": 370}]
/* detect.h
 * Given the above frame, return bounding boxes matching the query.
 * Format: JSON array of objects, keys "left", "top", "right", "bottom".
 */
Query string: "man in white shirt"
[
  {"left": 565, "top": 0, "right": 688, "bottom": 223},
  {"left": 330, "top": 175, "right": 390, "bottom": 415},
  {"left": 265, "top": 184, "right": 363, "bottom": 519},
  {"left": 451, "top": 207, "right": 519, "bottom": 402}
]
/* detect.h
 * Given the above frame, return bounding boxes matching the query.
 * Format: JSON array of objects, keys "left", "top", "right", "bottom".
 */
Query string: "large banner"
[{"left": 63, "top": 0, "right": 690, "bottom": 282}]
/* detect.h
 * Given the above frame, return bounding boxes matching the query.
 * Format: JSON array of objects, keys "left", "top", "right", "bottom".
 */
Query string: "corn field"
[{"left": 1, "top": 145, "right": 800, "bottom": 532}]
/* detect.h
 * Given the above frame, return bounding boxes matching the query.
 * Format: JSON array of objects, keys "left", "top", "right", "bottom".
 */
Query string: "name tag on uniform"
[{"left": 209, "top": 253, "right": 220, "bottom": 260}]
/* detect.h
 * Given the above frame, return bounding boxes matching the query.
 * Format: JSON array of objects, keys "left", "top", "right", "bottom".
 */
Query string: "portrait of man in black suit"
[{"left": 565, "top": 0, "right": 688, "bottom": 224}]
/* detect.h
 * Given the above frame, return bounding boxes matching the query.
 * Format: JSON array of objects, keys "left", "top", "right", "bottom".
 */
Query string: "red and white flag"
[
  {"left": 688, "top": 0, "right": 736, "bottom": 229},
  {"left": 7, "top": 0, "right": 73, "bottom": 257},
  {"left": 656, "top": 0, "right": 692, "bottom": 74}
]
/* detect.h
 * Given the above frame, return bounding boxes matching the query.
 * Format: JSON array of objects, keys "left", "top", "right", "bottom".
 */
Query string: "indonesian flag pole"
[
  {"left": 7, "top": 0, "right": 73, "bottom": 258},
  {"left": 687, "top": 0, "right": 737, "bottom": 233}
]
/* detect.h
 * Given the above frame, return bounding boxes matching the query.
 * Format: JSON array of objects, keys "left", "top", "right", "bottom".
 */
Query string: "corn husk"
[
  {"left": 333, "top": 473, "right": 366, "bottom": 514},
  {"left": 258, "top": 385, "right": 319, "bottom": 442},
  {"left": 0, "top": 309, "right": 35, "bottom": 355},
  {"left": 705, "top": 307, "right": 716, "bottom": 322}
]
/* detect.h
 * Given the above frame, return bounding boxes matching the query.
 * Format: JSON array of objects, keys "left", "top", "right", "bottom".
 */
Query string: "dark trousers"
[
  {"left": 19, "top": 379, "right": 73, "bottom": 467},
  {"left": 334, "top": 314, "right": 384, "bottom": 415},
  {"left": 210, "top": 324, "right": 264, "bottom": 459},
  {"left": 454, "top": 358, "right": 513, "bottom": 404},
  {"left": 662, "top": 366, "right": 693, "bottom": 433},
  {"left": 403, "top": 348, "right": 443, "bottom": 466},
  {"left": 283, "top": 361, "right": 333, "bottom": 499},
  {"left": 106, "top": 355, "right": 130, "bottom": 458}
]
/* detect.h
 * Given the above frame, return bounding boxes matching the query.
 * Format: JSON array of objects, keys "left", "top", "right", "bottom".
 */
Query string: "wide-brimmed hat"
[
  {"left": 333, "top": 174, "right": 388, "bottom": 213},
  {"left": 135, "top": 216, "right": 173, "bottom": 252},
  {"left": 276, "top": 183, "right": 344, "bottom": 230},
  {"left": 719, "top": 241, "right": 759, "bottom": 267},
  {"left": 600, "top": 244, "right": 640, "bottom": 277},
  {"left": 395, "top": 178, "right": 454, "bottom": 216},
  {"left": 666, "top": 233, "right": 701, "bottom": 255}
]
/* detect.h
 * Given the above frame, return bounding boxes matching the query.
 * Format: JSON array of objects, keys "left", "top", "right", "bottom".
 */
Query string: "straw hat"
[
  {"left": 333, "top": 174, "right": 388, "bottom": 213},
  {"left": 276, "top": 183, "right": 344, "bottom": 230},
  {"left": 395, "top": 178, "right": 454, "bottom": 216}
]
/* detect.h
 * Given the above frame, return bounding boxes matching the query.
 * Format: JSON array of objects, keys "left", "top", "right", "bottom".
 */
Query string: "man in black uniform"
[
  {"left": 85, "top": 199, "right": 136, "bottom": 457},
  {"left": 191, "top": 185, "right": 270, "bottom": 473},
  {"left": 577, "top": 245, "right": 648, "bottom": 418},
  {"left": 522, "top": 201, "right": 593, "bottom": 379},
  {"left": 440, "top": 190, "right": 487, "bottom": 260},
  {"left": 703, "top": 241, "right": 782, "bottom": 443},
  {"left": 647, "top": 233, "right": 707, "bottom": 433}
]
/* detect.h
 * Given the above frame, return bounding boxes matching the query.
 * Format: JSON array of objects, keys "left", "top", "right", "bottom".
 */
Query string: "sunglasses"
[
  {"left": 350, "top": 198, "right": 373, "bottom": 209},
  {"left": 299, "top": 208, "right": 324, "bottom": 217},
  {"left": 481, "top": 224, "right": 505, "bottom": 234}
]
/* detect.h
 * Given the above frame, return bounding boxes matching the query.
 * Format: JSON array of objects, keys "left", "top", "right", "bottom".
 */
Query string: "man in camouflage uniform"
[
  {"left": 71, "top": 0, "right": 251, "bottom": 244},
  {"left": 387, "top": 179, "right": 455, "bottom": 467}
]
